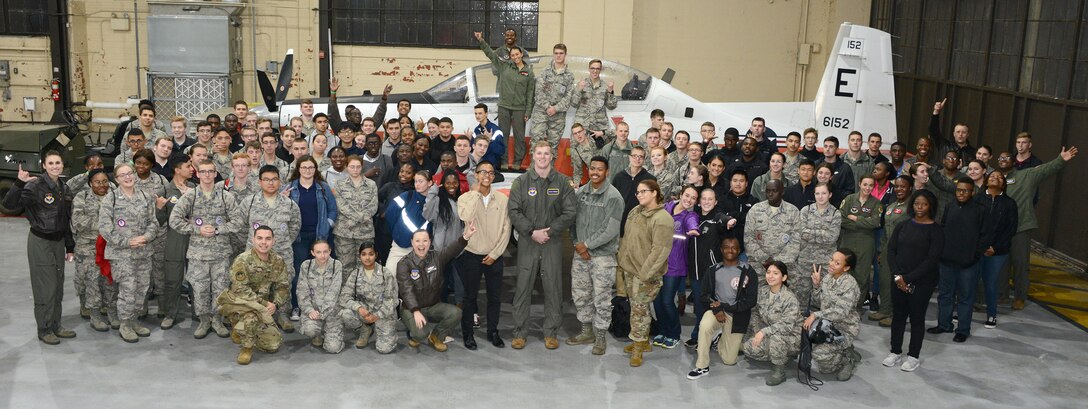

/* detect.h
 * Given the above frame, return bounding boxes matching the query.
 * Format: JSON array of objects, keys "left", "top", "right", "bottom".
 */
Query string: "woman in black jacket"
[
  {"left": 884, "top": 189, "right": 944, "bottom": 372},
  {"left": 974, "top": 170, "right": 1018, "bottom": 328},
  {"left": 685, "top": 187, "right": 729, "bottom": 348},
  {"left": 3, "top": 151, "right": 75, "bottom": 345}
]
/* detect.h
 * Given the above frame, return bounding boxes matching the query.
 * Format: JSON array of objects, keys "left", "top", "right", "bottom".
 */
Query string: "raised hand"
[
  {"left": 383, "top": 84, "right": 393, "bottom": 99},
  {"left": 16, "top": 164, "right": 33, "bottom": 183},
  {"left": 1060, "top": 146, "right": 1078, "bottom": 161},
  {"left": 473, "top": 32, "right": 484, "bottom": 42},
  {"left": 578, "top": 79, "right": 586, "bottom": 91},
  {"left": 933, "top": 97, "right": 947, "bottom": 114},
  {"left": 607, "top": 81, "right": 615, "bottom": 93},
  {"left": 330, "top": 77, "right": 340, "bottom": 93}
]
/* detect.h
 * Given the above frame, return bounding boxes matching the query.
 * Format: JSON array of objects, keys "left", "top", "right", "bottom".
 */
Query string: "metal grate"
[{"left": 148, "top": 74, "right": 230, "bottom": 120}]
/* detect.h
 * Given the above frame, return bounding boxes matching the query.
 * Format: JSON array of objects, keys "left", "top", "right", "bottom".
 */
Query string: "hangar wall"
[{"left": 51, "top": 0, "right": 867, "bottom": 127}]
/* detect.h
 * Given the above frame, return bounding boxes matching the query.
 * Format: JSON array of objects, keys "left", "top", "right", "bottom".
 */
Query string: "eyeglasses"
[
  {"left": 476, "top": 170, "right": 495, "bottom": 176},
  {"left": 116, "top": 171, "right": 135, "bottom": 178},
  {"left": 197, "top": 170, "right": 217, "bottom": 174},
  {"left": 630, "top": 154, "right": 645, "bottom": 159},
  {"left": 998, "top": 156, "right": 1011, "bottom": 160},
  {"left": 260, "top": 177, "right": 279, "bottom": 182},
  {"left": 636, "top": 189, "right": 652, "bottom": 195},
  {"left": 299, "top": 166, "right": 316, "bottom": 170}
]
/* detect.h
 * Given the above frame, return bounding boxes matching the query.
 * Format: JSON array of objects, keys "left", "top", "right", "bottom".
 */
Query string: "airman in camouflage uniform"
[
  {"left": 568, "top": 161, "right": 624, "bottom": 354},
  {"left": 218, "top": 173, "right": 259, "bottom": 258},
  {"left": 71, "top": 187, "right": 113, "bottom": 331},
  {"left": 333, "top": 176, "right": 378, "bottom": 276},
  {"left": 169, "top": 183, "right": 238, "bottom": 338},
  {"left": 135, "top": 173, "right": 168, "bottom": 314},
  {"left": 743, "top": 284, "right": 802, "bottom": 383},
  {"left": 744, "top": 182, "right": 800, "bottom": 273},
  {"left": 797, "top": 202, "right": 841, "bottom": 308},
  {"left": 571, "top": 64, "right": 619, "bottom": 144},
  {"left": 530, "top": 57, "right": 575, "bottom": 157},
  {"left": 340, "top": 261, "right": 400, "bottom": 354},
  {"left": 297, "top": 257, "right": 345, "bottom": 353},
  {"left": 217, "top": 238, "right": 292, "bottom": 365},
  {"left": 810, "top": 263, "right": 861, "bottom": 379},
  {"left": 211, "top": 151, "right": 234, "bottom": 180},
  {"left": 98, "top": 184, "right": 160, "bottom": 342},
  {"left": 569, "top": 126, "right": 598, "bottom": 186},
  {"left": 229, "top": 186, "right": 301, "bottom": 331}
]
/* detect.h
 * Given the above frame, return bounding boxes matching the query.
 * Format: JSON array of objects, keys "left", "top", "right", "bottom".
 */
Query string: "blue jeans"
[
  {"left": 978, "top": 254, "right": 1009, "bottom": 318},
  {"left": 653, "top": 275, "right": 684, "bottom": 340},
  {"left": 688, "top": 274, "right": 705, "bottom": 341},
  {"left": 291, "top": 229, "right": 317, "bottom": 310},
  {"left": 938, "top": 262, "right": 980, "bottom": 335}
]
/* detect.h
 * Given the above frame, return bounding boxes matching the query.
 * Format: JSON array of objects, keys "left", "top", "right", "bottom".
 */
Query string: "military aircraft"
[{"left": 253, "top": 22, "right": 897, "bottom": 177}]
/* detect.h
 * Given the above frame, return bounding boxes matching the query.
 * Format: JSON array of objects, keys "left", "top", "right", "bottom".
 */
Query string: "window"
[
  {"left": 950, "top": 0, "right": 992, "bottom": 84},
  {"left": 0, "top": 0, "right": 49, "bottom": 35},
  {"left": 331, "top": 0, "right": 538, "bottom": 50},
  {"left": 986, "top": 0, "right": 1028, "bottom": 90},
  {"left": 1018, "top": 0, "right": 1079, "bottom": 98}
]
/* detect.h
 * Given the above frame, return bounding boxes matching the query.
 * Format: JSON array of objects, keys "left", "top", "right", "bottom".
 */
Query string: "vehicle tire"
[{"left": 0, "top": 178, "right": 25, "bottom": 216}]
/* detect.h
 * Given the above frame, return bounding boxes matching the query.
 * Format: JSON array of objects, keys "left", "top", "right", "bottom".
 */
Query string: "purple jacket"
[{"left": 664, "top": 200, "right": 699, "bottom": 277}]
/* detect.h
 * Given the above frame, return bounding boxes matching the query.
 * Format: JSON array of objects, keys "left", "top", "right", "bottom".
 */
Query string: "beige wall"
[
  {"left": 0, "top": 36, "right": 54, "bottom": 122},
  {"left": 60, "top": 0, "right": 867, "bottom": 128}
]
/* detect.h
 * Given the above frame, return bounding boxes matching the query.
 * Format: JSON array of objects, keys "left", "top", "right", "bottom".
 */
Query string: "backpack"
[{"left": 608, "top": 296, "right": 631, "bottom": 339}]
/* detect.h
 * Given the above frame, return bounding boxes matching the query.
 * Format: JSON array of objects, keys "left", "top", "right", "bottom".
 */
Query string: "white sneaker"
[
  {"left": 900, "top": 356, "right": 921, "bottom": 372},
  {"left": 882, "top": 353, "right": 902, "bottom": 367},
  {"left": 289, "top": 308, "right": 300, "bottom": 321}
]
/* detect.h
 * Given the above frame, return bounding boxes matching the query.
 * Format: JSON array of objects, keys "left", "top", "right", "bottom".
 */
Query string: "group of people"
[{"left": 6, "top": 34, "right": 1079, "bottom": 384}]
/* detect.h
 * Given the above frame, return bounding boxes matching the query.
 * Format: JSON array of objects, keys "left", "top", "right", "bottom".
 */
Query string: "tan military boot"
[
  {"left": 237, "top": 347, "right": 253, "bottom": 365},
  {"left": 278, "top": 311, "right": 295, "bottom": 333},
  {"left": 591, "top": 330, "right": 607, "bottom": 355},
  {"left": 107, "top": 308, "right": 121, "bottom": 330},
  {"left": 194, "top": 315, "right": 212, "bottom": 339},
  {"left": 231, "top": 328, "right": 241, "bottom": 345},
  {"left": 211, "top": 317, "right": 230, "bottom": 338},
  {"left": 511, "top": 337, "right": 526, "bottom": 350},
  {"left": 544, "top": 337, "right": 560, "bottom": 350},
  {"left": 131, "top": 321, "right": 151, "bottom": 337},
  {"left": 311, "top": 336, "right": 324, "bottom": 348},
  {"left": 90, "top": 314, "right": 110, "bottom": 332},
  {"left": 624, "top": 341, "right": 652, "bottom": 354},
  {"left": 119, "top": 321, "right": 139, "bottom": 343},
  {"left": 428, "top": 333, "right": 448, "bottom": 352},
  {"left": 629, "top": 341, "right": 648, "bottom": 367},
  {"left": 355, "top": 325, "right": 372, "bottom": 349},
  {"left": 566, "top": 324, "right": 594, "bottom": 345}
]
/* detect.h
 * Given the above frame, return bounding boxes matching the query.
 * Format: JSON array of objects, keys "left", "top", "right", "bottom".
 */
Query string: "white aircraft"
[{"left": 253, "top": 22, "right": 896, "bottom": 176}]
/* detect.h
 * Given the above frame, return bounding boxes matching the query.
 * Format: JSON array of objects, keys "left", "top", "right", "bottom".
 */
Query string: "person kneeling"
[
  {"left": 340, "top": 242, "right": 400, "bottom": 354},
  {"left": 397, "top": 224, "right": 476, "bottom": 352},
  {"left": 218, "top": 226, "right": 291, "bottom": 365},
  {"left": 687, "top": 237, "right": 758, "bottom": 380},
  {"left": 803, "top": 249, "right": 862, "bottom": 381},
  {"left": 297, "top": 240, "right": 345, "bottom": 353},
  {"left": 742, "top": 261, "right": 802, "bottom": 386}
]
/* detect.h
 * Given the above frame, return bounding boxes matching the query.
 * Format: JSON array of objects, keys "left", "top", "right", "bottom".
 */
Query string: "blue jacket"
[
  {"left": 474, "top": 120, "right": 506, "bottom": 166},
  {"left": 287, "top": 180, "right": 339, "bottom": 241},
  {"left": 387, "top": 190, "right": 430, "bottom": 248}
]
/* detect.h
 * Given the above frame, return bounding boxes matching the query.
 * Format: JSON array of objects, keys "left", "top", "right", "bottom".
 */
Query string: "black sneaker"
[
  {"left": 952, "top": 313, "right": 959, "bottom": 324},
  {"left": 710, "top": 333, "right": 721, "bottom": 351},
  {"left": 687, "top": 367, "right": 710, "bottom": 380},
  {"left": 684, "top": 338, "right": 698, "bottom": 349},
  {"left": 985, "top": 316, "right": 997, "bottom": 329},
  {"left": 953, "top": 333, "right": 969, "bottom": 343}
]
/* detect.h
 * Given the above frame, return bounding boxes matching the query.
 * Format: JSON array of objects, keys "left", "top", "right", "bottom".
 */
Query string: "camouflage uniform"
[
  {"left": 783, "top": 152, "right": 801, "bottom": 185},
  {"left": 838, "top": 193, "right": 884, "bottom": 298},
  {"left": 333, "top": 177, "right": 378, "bottom": 276},
  {"left": 217, "top": 249, "right": 291, "bottom": 352},
  {"left": 569, "top": 139, "right": 598, "bottom": 186},
  {"left": 259, "top": 156, "right": 291, "bottom": 183},
  {"left": 340, "top": 264, "right": 400, "bottom": 354},
  {"left": 743, "top": 285, "right": 802, "bottom": 365},
  {"left": 842, "top": 152, "right": 874, "bottom": 193},
  {"left": 231, "top": 192, "right": 301, "bottom": 327},
  {"left": 876, "top": 199, "right": 910, "bottom": 318},
  {"left": 71, "top": 189, "right": 115, "bottom": 318},
  {"left": 744, "top": 201, "right": 801, "bottom": 272},
  {"left": 135, "top": 174, "right": 169, "bottom": 302},
  {"left": 529, "top": 62, "right": 575, "bottom": 156},
  {"left": 598, "top": 139, "right": 632, "bottom": 178},
  {"left": 218, "top": 176, "right": 259, "bottom": 258},
  {"left": 571, "top": 79, "right": 618, "bottom": 144},
  {"left": 297, "top": 259, "right": 345, "bottom": 353},
  {"left": 750, "top": 174, "right": 792, "bottom": 202},
  {"left": 811, "top": 272, "right": 860, "bottom": 373},
  {"left": 211, "top": 151, "right": 234, "bottom": 180},
  {"left": 168, "top": 186, "right": 238, "bottom": 317},
  {"left": 797, "top": 203, "right": 841, "bottom": 308},
  {"left": 97, "top": 188, "right": 159, "bottom": 321},
  {"left": 649, "top": 165, "right": 678, "bottom": 201},
  {"left": 571, "top": 182, "right": 624, "bottom": 332}
]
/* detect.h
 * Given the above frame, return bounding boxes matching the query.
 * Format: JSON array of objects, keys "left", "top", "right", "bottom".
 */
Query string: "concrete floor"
[{"left": 1, "top": 218, "right": 1086, "bottom": 409}]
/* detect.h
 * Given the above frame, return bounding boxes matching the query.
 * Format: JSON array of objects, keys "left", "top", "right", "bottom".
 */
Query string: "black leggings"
[
  {"left": 890, "top": 283, "right": 935, "bottom": 358},
  {"left": 459, "top": 252, "right": 504, "bottom": 337}
]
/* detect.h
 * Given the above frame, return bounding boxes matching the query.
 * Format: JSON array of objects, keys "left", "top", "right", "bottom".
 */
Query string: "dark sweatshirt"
[
  {"left": 888, "top": 220, "right": 945, "bottom": 288},
  {"left": 974, "top": 192, "right": 1018, "bottom": 256},
  {"left": 941, "top": 198, "right": 991, "bottom": 268}
]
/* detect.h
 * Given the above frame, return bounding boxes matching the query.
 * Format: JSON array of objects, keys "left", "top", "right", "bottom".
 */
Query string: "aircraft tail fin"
[
  {"left": 812, "top": 23, "right": 897, "bottom": 143},
  {"left": 258, "top": 49, "right": 294, "bottom": 112}
]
